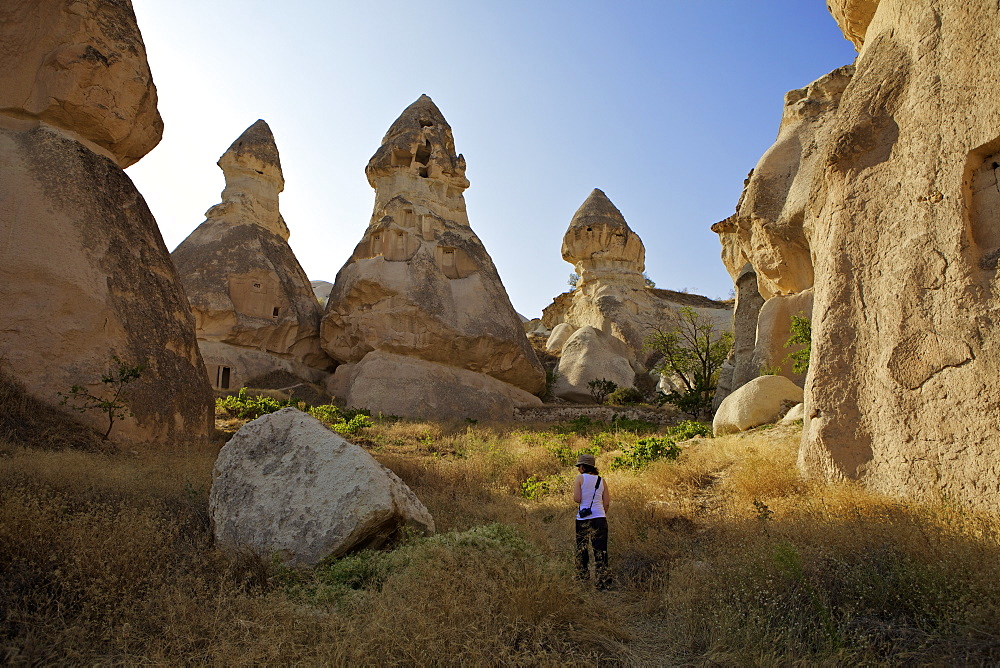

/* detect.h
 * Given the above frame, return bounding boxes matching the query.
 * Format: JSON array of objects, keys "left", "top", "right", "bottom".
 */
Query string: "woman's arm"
[
  {"left": 573, "top": 474, "right": 583, "bottom": 503},
  {"left": 602, "top": 481, "right": 610, "bottom": 510}
]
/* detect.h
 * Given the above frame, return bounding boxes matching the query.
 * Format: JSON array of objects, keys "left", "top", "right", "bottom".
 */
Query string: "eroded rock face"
[
  {"left": 545, "top": 189, "right": 732, "bottom": 401},
  {"left": 827, "top": 0, "right": 881, "bottom": 50},
  {"left": 321, "top": 95, "right": 545, "bottom": 414},
  {"left": 800, "top": 0, "right": 1000, "bottom": 511},
  {"left": 210, "top": 408, "right": 435, "bottom": 566},
  {"left": 734, "top": 65, "right": 853, "bottom": 300},
  {"left": 553, "top": 326, "right": 635, "bottom": 404},
  {"left": 0, "top": 0, "right": 213, "bottom": 445},
  {"left": 172, "top": 120, "right": 333, "bottom": 394},
  {"left": 0, "top": 0, "right": 162, "bottom": 168}
]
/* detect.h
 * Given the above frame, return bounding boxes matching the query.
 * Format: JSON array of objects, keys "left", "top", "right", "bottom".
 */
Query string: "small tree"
[
  {"left": 785, "top": 314, "right": 811, "bottom": 374},
  {"left": 587, "top": 378, "right": 617, "bottom": 404},
  {"left": 567, "top": 272, "right": 581, "bottom": 291},
  {"left": 58, "top": 355, "right": 144, "bottom": 440},
  {"left": 646, "top": 307, "right": 733, "bottom": 417}
]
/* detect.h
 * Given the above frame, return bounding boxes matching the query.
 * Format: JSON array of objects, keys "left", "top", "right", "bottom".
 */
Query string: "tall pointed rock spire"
[{"left": 210, "top": 119, "right": 288, "bottom": 240}]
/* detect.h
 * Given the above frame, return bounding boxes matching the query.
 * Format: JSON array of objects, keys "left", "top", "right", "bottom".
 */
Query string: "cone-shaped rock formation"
[
  {"left": 0, "top": 0, "right": 213, "bottom": 445},
  {"left": 172, "top": 120, "right": 333, "bottom": 400},
  {"left": 321, "top": 95, "right": 544, "bottom": 420},
  {"left": 545, "top": 189, "right": 732, "bottom": 403}
]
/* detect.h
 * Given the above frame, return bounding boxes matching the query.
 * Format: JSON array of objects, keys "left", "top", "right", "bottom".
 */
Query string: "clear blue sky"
[{"left": 127, "top": 1, "right": 857, "bottom": 317}]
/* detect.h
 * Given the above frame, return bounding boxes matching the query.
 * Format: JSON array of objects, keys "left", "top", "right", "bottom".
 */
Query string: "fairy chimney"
[
  {"left": 320, "top": 95, "right": 545, "bottom": 420},
  {"left": 172, "top": 120, "right": 333, "bottom": 399}
]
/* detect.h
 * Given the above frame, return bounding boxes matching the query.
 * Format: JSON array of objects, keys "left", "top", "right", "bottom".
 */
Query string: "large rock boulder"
[
  {"left": 343, "top": 351, "right": 541, "bottom": 422},
  {"left": 0, "top": 0, "right": 213, "bottom": 445},
  {"left": 553, "top": 326, "right": 635, "bottom": 403},
  {"left": 172, "top": 120, "right": 334, "bottom": 394},
  {"left": 321, "top": 95, "right": 545, "bottom": 418},
  {"left": 713, "top": 375, "right": 803, "bottom": 436},
  {"left": 799, "top": 0, "right": 1000, "bottom": 511},
  {"left": 210, "top": 408, "right": 434, "bottom": 566}
]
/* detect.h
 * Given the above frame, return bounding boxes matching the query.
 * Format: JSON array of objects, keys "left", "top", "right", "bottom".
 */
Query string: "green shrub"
[
  {"left": 544, "top": 440, "right": 600, "bottom": 467},
  {"left": 610, "top": 436, "right": 682, "bottom": 471},
  {"left": 57, "top": 355, "right": 145, "bottom": 440},
  {"left": 519, "top": 473, "right": 565, "bottom": 500},
  {"left": 668, "top": 419, "right": 712, "bottom": 440},
  {"left": 605, "top": 386, "right": 644, "bottom": 405},
  {"left": 785, "top": 314, "right": 811, "bottom": 374},
  {"left": 216, "top": 387, "right": 293, "bottom": 419},
  {"left": 333, "top": 414, "right": 374, "bottom": 436},
  {"left": 308, "top": 404, "right": 343, "bottom": 424},
  {"left": 587, "top": 378, "right": 617, "bottom": 403}
]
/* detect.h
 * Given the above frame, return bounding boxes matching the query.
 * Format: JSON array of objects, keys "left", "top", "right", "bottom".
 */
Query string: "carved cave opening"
[
  {"left": 965, "top": 138, "right": 1000, "bottom": 271},
  {"left": 415, "top": 140, "right": 431, "bottom": 165},
  {"left": 391, "top": 149, "right": 413, "bottom": 167}
]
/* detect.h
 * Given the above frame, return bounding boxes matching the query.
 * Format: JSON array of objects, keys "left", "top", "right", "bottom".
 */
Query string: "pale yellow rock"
[
  {"left": 553, "top": 326, "right": 635, "bottom": 404},
  {"left": 734, "top": 66, "right": 853, "bottom": 299},
  {"left": 172, "top": 121, "right": 333, "bottom": 394},
  {"left": 546, "top": 323, "right": 576, "bottom": 353},
  {"left": 0, "top": 0, "right": 162, "bottom": 167},
  {"left": 0, "top": 1, "right": 213, "bottom": 445},
  {"left": 799, "top": 0, "right": 1000, "bottom": 512},
  {"left": 827, "top": 0, "right": 881, "bottom": 50},
  {"left": 751, "top": 289, "right": 813, "bottom": 386},
  {"left": 713, "top": 375, "right": 803, "bottom": 436},
  {"left": 344, "top": 351, "right": 542, "bottom": 422},
  {"left": 322, "top": 96, "right": 545, "bottom": 404}
]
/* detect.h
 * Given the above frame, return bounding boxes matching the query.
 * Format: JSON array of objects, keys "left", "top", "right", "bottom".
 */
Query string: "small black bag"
[{"left": 578, "top": 477, "right": 601, "bottom": 518}]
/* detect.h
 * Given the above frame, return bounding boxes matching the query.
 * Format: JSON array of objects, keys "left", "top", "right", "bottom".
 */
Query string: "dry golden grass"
[{"left": 2, "top": 398, "right": 1000, "bottom": 665}]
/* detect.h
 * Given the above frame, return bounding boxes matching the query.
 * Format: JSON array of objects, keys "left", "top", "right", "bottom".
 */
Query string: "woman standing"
[{"left": 573, "top": 453, "right": 611, "bottom": 589}]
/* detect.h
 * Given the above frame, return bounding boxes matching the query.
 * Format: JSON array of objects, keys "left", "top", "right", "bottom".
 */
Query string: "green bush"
[
  {"left": 216, "top": 387, "right": 293, "bottom": 419},
  {"left": 785, "top": 314, "right": 811, "bottom": 374},
  {"left": 668, "top": 419, "right": 712, "bottom": 440},
  {"left": 611, "top": 436, "right": 682, "bottom": 471},
  {"left": 605, "top": 386, "right": 645, "bottom": 405},
  {"left": 609, "top": 421, "right": 711, "bottom": 471},
  {"left": 587, "top": 378, "right": 617, "bottom": 403},
  {"left": 333, "top": 414, "right": 374, "bottom": 436}
]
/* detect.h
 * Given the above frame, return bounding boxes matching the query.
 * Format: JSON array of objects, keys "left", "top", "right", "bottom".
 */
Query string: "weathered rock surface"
[
  {"left": 210, "top": 408, "right": 434, "bottom": 566},
  {"left": 0, "top": 0, "right": 213, "bottom": 445},
  {"left": 553, "top": 326, "right": 635, "bottom": 403},
  {"left": 827, "top": 0, "right": 880, "bottom": 50},
  {"left": 172, "top": 120, "right": 333, "bottom": 393},
  {"left": 711, "top": 65, "right": 852, "bottom": 403},
  {"left": 321, "top": 95, "right": 545, "bottom": 417},
  {"left": 713, "top": 375, "right": 803, "bottom": 436},
  {"left": 798, "top": 0, "right": 1000, "bottom": 511},
  {"left": 343, "top": 351, "right": 542, "bottom": 422},
  {"left": 544, "top": 189, "right": 732, "bottom": 401},
  {"left": 751, "top": 289, "right": 813, "bottom": 386},
  {"left": 781, "top": 403, "right": 805, "bottom": 424},
  {"left": 0, "top": 0, "right": 162, "bottom": 168},
  {"left": 546, "top": 323, "right": 576, "bottom": 353},
  {"left": 733, "top": 65, "right": 853, "bottom": 300}
]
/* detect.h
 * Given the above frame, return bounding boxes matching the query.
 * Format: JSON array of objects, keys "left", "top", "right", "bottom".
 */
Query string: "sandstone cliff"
[
  {"left": 800, "top": 0, "right": 1000, "bottom": 512},
  {"left": 0, "top": 0, "right": 213, "bottom": 445},
  {"left": 172, "top": 120, "right": 333, "bottom": 398}
]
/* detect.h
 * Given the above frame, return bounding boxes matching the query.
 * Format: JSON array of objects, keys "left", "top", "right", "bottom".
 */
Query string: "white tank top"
[{"left": 576, "top": 474, "right": 606, "bottom": 520}]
